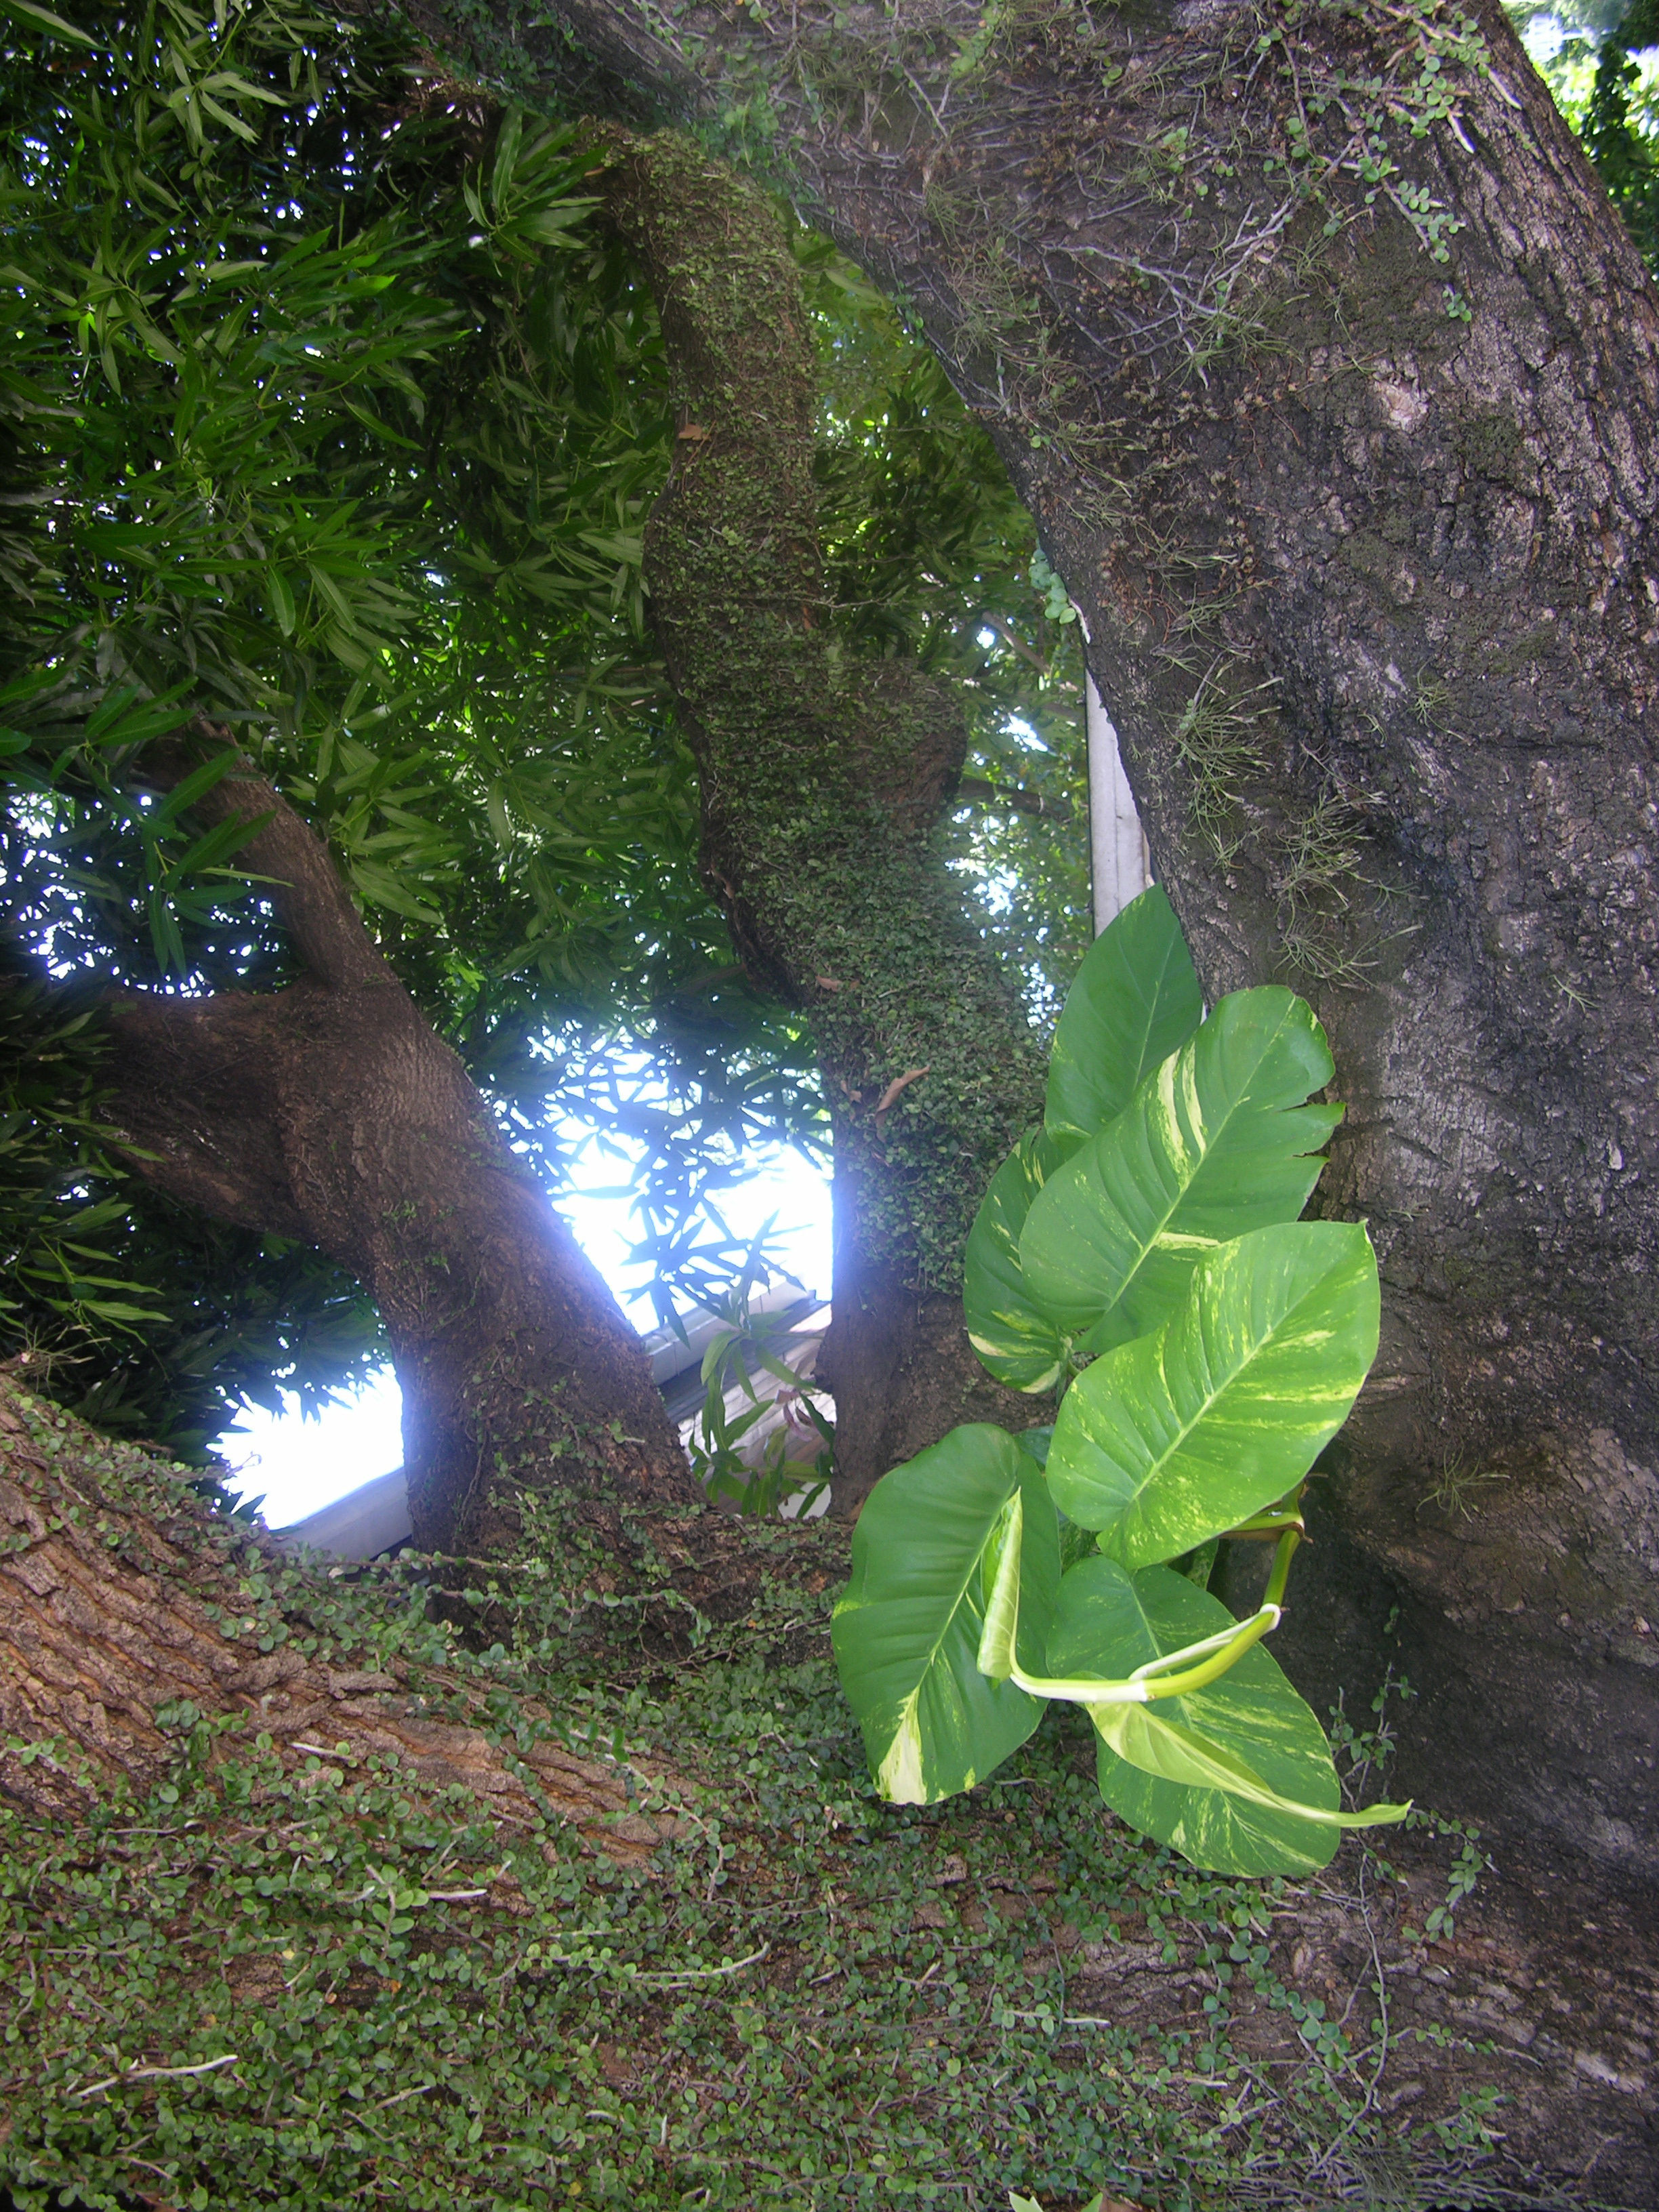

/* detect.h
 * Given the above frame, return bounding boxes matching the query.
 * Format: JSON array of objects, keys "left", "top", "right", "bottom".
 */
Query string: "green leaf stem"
[
  {"left": 975, "top": 1490, "right": 1286, "bottom": 1705},
  {"left": 1050, "top": 1562, "right": 1407, "bottom": 1879}
]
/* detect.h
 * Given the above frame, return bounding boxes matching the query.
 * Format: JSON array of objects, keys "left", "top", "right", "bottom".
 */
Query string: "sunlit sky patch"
[{"left": 220, "top": 1141, "right": 832, "bottom": 1528}]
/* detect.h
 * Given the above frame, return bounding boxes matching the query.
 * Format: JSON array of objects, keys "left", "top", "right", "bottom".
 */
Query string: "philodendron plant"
[{"left": 832, "top": 888, "right": 1409, "bottom": 1879}]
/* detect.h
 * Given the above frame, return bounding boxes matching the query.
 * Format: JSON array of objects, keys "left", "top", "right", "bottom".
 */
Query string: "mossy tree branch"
[{"left": 593, "top": 129, "right": 1047, "bottom": 1509}]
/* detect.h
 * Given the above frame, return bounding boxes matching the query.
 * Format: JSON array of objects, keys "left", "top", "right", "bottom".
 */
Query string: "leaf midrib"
[{"left": 1039, "top": 998, "right": 1301, "bottom": 1311}]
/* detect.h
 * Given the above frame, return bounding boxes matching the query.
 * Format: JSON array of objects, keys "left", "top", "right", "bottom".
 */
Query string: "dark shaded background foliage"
[{"left": 0, "top": 0, "right": 1088, "bottom": 1458}]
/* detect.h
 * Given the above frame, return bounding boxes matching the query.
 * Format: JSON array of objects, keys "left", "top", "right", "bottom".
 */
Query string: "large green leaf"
[
  {"left": 1049, "top": 1560, "right": 1359, "bottom": 1877},
  {"left": 832, "top": 1427, "right": 1059, "bottom": 1804},
  {"left": 1045, "top": 885, "right": 1203, "bottom": 1145},
  {"left": 1046, "top": 1222, "right": 1380, "bottom": 1567},
  {"left": 963, "top": 1126, "right": 1076, "bottom": 1392},
  {"left": 1021, "top": 988, "right": 1342, "bottom": 1349},
  {"left": 964, "top": 891, "right": 1206, "bottom": 1393}
]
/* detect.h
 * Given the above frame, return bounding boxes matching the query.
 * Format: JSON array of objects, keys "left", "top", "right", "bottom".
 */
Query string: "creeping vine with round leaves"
[{"left": 832, "top": 888, "right": 1409, "bottom": 1879}]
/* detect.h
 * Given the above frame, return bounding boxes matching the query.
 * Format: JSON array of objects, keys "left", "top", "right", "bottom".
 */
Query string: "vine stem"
[{"left": 977, "top": 1507, "right": 1301, "bottom": 1706}]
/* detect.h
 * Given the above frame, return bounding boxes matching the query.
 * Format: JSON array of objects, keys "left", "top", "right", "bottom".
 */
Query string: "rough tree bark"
[
  {"left": 594, "top": 131, "right": 1047, "bottom": 1513},
  {"left": 413, "top": 0, "right": 1659, "bottom": 1872},
  {"left": 0, "top": 1378, "right": 683, "bottom": 1861},
  {"left": 102, "top": 729, "right": 697, "bottom": 1555}
]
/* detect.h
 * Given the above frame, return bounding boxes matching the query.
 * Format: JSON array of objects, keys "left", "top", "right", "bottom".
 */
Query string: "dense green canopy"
[{"left": 0, "top": 0, "right": 1088, "bottom": 1454}]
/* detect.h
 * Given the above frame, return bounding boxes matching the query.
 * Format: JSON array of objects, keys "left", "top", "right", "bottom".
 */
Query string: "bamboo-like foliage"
[{"left": 0, "top": 0, "right": 1086, "bottom": 1446}]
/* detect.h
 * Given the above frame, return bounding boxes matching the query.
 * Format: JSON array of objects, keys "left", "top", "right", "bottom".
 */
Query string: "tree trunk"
[
  {"left": 419, "top": 1, "right": 1659, "bottom": 1875},
  {"left": 0, "top": 1370, "right": 697, "bottom": 1858},
  {"left": 102, "top": 732, "right": 697, "bottom": 1555},
  {"left": 594, "top": 132, "right": 1048, "bottom": 1513}
]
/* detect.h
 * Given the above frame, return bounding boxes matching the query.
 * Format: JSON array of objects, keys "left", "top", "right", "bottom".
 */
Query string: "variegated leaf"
[
  {"left": 1045, "top": 1222, "right": 1380, "bottom": 1567},
  {"left": 963, "top": 1126, "right": 1077, "bottom": 1392},
  {"left": 832, "top": 1427, "right": 1059, "bottom": 1804},
  {"left": 1047, "top": 1559, "right": 1349, "bottom": 1877},
  {"left": 1044, "top": 884, "right": 1202, "bottom": 1146},
  {"left": 1021, "top": 987, "right": 1342, "bottom": 1351}
]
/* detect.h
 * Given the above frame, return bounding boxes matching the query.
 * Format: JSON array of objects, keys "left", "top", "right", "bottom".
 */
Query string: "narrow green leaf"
[
  {"left": 0, "top": 0, "right": 96, "bottom": 45},
  {"left": 485, "top": 785, "right": 514, "bottom": 851},
  {"left": 521, "top": 201, "right": 599, "bottom": 244},
  {"left": 266, "top": 565, "right": 295, "bottom": 637},
  {"left": 1045, "top": 885, "right": 1202, "bottom": 1145},
  {"left": 194, "top": 91, "right": 260, "bottom": 145},
  {"left": 1046, "top": 1221, "right": 1380, "bottom": 1566},
  {"left": 491, "top": 109, "right": 525, "bottom": 213},
  {"left": 83, "top": 683, "right": 191, "bottom": 751},
  {"left": 1022, "top": 988, "right": 1341, "bottom": 1348},
  {"left": 173, "top": 808, "right": 272, "bottom": 878},
  {"left": 150, "top": 747, "right": 240, "bottom": 827},
  {"left": 73, "top": 1299, "right": 162, "bottom": 1325},
  {"left": 348, "top": 859, "right": 443, "bottom": 926},
  {"left": 832, "top": 1428, "right": 1059, "bottom": 1805}
]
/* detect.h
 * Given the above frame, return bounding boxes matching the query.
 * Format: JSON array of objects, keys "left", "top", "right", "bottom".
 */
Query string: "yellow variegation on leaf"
[
  {"left": 832, "top": 1427, "right": 1059, "bottom": 1805},
  {"left": 1046, "top": 1221, "right": 1381, "bottom": 1568},
  {"left": 1021, "top": 987, "right": 1342, "bottom": 1352}
]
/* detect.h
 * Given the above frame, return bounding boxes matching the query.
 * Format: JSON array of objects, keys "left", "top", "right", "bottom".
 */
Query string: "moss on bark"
[
  {"left": 595, "top": 131, "right": 1047, "bottom": 1506},
  {"left": 598, "top": 130, "right": 1043, "bottom": 1292}
]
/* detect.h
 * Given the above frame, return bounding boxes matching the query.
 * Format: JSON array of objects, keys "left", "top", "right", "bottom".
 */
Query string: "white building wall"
[{"left": 1086, "top": 671, "right": 1151, "bottom": 933}]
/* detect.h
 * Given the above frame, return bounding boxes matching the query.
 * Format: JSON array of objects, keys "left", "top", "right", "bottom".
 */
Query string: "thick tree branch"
[
  {"left": 102, "top": 731, "right": 698, "bottom": 1547},
  {"left": 592, "top": 129, "right": 1046, "bottom": 1509},
  {"left": 955, "top": 776, "right": 1072, "bottom": 821},
  {"left": 104, "top": 989, "right": 312, "bottom": 1240},
  {"left": 136, "top": 726, "right": 392, "bottom": 991},
  {"left": 108, "top": 732, "right": 410, "bottom": 1233},
  {"left": 0, "top": 1377, "right": 684, "bottom": 1857}
]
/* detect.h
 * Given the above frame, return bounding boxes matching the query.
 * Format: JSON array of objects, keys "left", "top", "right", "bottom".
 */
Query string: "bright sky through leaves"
[{"left": 220, "top": 1143, "right": 832, "bottom": 1525}]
